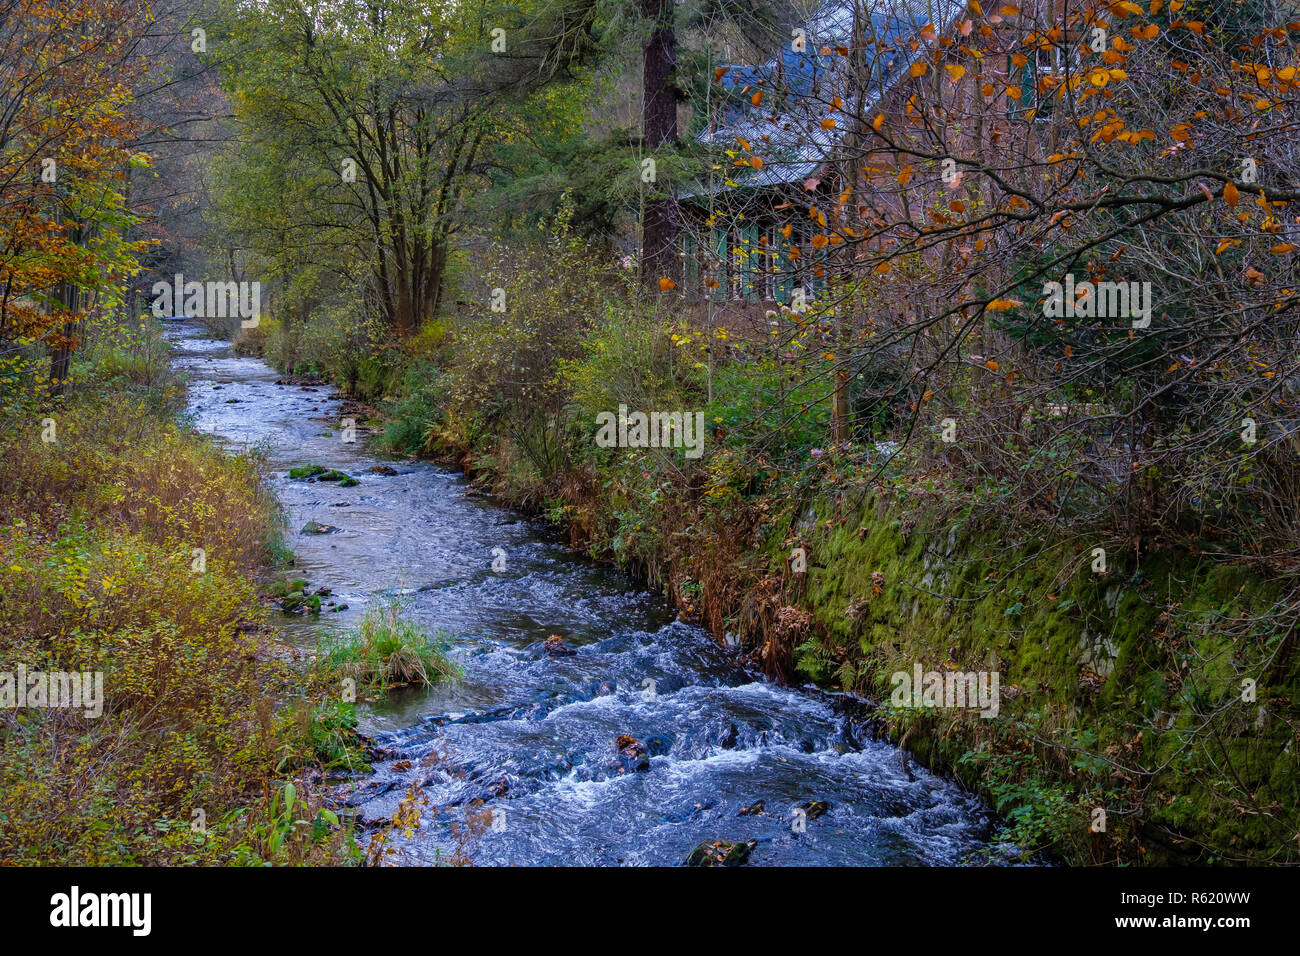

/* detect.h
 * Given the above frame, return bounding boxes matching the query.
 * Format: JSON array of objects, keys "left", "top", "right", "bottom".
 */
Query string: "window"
[{"left": 1009, "top": 46, "right": 1070, "bottom": 122}]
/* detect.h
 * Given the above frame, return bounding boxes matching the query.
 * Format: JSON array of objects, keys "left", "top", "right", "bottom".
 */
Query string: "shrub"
[{"left": 0, "top": 377, "right": 354, "bottom": 865}]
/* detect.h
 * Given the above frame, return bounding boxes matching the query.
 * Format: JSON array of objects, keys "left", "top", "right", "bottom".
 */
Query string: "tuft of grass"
[{"left": 320, "top": 601, "right": 459, "bottom": 694}]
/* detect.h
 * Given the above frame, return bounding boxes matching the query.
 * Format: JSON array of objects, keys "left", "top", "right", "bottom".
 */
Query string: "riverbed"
[{"left": 169, "top": 321, "right": 999, "bottom": 866}]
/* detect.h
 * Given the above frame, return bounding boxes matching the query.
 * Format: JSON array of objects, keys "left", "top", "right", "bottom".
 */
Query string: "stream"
[{"left": 169, "top": 320, "right": 1001, "bottom": 867}]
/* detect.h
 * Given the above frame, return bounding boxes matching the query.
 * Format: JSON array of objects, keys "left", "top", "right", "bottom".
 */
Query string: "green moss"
[{"left": 787, "top": 490, "right": 1300, "bottom": 864}]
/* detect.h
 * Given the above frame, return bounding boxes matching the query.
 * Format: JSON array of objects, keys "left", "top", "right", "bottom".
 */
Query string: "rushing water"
[{"left": 169, "top": 321, "right": 1000, "bottom": 867}]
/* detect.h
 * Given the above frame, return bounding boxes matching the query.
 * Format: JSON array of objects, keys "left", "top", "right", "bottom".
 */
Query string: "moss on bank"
[{"left": 773, "top": 489, "right": 1299, "bottom": 863}]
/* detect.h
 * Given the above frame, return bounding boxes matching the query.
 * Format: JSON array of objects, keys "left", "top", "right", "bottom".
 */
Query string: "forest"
[{"left": 0, "top": 0, "right": 1297, "bottom": 876}]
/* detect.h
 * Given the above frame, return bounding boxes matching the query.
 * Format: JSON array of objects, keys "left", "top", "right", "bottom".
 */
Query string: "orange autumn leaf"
[
  {"left": 1224, "top": 181, "right": 1239, "bottom": 207},
  {"left": 658, "top": 277, "right": 676, "bottom": 291}
]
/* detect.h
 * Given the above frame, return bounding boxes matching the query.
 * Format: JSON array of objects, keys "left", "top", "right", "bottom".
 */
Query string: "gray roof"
[{"left": 683, "top": 0, "right": 968, "bottom": 200}]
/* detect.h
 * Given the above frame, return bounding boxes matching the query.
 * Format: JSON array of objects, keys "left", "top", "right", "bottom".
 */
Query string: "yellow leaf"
[
  {"left": 910, "top": 61, "right": 929, "bottom": 77},
  {"left": 945, "top": 64, "right": 967, "bottom": 82},
  {"left": 822, "top": 117, "right": 837, "bottom": 129},
  {"left": 873, "top": 114, "right": 885, "bottom": 131},
  {"left": 986, "top": 299, "right": 1022, "bottom": 312}
]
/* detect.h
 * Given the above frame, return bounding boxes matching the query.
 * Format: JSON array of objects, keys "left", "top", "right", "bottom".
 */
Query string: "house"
[{"left": 675, "top": 0, "right": 1062, "bottom": 330}]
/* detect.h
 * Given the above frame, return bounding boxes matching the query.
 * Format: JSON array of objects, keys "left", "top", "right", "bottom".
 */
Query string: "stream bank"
[{"left": 411, "top": 391, "right": 1300, "bottom": 866}]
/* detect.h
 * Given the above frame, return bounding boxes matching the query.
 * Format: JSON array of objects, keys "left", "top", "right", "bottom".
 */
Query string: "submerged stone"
[
  {"left": 301, "top": 521, "right": 339, "bottom": 534},
  {"left": 685, "top": 840, "right": 756, "bottom": 867}
]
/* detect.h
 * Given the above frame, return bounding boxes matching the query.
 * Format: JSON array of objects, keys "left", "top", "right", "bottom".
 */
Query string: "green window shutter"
[
  {"left": 741, "top": 223, "right": 760, "bottom": 301},
  {"left": 683, "top": 231, "right": 698, "bottom": 296},
  {"left": 1022, "top": 52, "right": 1036, "bottom": 112},
  {"left": 712, "top": 228, "right": 728, "bottom": 301},
  {"left": 1003, "top": 53, "right": 1034, "bottom": 119},
  {"left": 775, "top": 234, "right": 792, "bottom": 305}
]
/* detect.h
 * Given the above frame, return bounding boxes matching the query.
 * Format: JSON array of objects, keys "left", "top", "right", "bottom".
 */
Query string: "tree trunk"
[
  {"left": 48, "top": 220, "right": 81, "bottom": 399},
  {"left": 640, "top": 0, "right": 678, "bottom": 287},
  {"left": 832, "top": 368, "right": 851, "bottom": 443}
]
